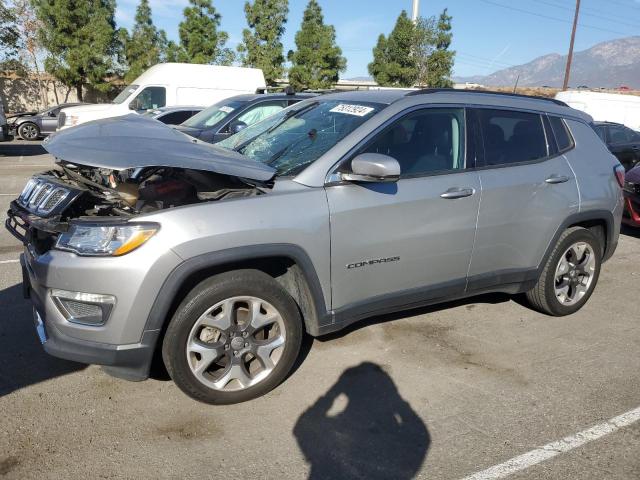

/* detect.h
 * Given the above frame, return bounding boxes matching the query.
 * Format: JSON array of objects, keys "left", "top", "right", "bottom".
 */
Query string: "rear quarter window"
[{"left": 549, "top": 116, "right": 574, "bottom": 152}]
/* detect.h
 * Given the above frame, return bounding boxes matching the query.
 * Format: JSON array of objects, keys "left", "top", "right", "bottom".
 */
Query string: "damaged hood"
[{"left": 43, "top": 114, "right": 276, "bottom": 182}]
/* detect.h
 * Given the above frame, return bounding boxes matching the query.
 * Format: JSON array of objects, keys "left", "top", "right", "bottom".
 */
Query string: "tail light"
[{"left": 614, "top": 165, "right": 625, "bottom": 188}]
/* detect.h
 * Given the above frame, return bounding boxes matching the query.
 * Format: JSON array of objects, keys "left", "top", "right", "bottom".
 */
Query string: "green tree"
[
  {"left": 0, "top": 0, "right": 20, "bottom": 71},
  {"left": 177, "top": 0, "right": 234, "bottom": 65},
  {"left": 237, "top": 0, "right": 288, "bottom": 85},
  {"left": 33, "top": 0, "right": 119, "bottom": 100},
  {"left": 287, "top": 0, "right": 345, "bottom": 90},
  {"left": 122, "top": 0, "right": 167, "bottom": 82},
  {"left": 368, "top": 10, "right": 417, "bottom": 87},
  {"left": 426, "top": 8, "right": 455, "bottom": 88},
  {"left": 414, "top": 16, "right": 437, "bottom": 87}
]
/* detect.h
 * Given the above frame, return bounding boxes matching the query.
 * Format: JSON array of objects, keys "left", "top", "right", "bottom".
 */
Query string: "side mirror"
[
  {"left": 341, "top": 153, "right": 400, "bottom": 183},
  {"left": 48, "top": 111, "right": 56, "bottom": 117},
  {"left": 128, "top": 99, "right": 141, "bottom": 111},
  {"left": 229, "top": 121, "right": 248, "bottom": 134}
]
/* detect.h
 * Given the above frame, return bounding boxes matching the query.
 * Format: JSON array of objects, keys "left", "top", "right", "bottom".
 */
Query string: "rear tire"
[
  {"left": 162, "top": 269, "right": 303, "bottom": 404},
  {"left": 526, "top": 227, "right": 601, "bottom": 316},
  {"left": 17, "top": 122, "right": 40, "bottom": 140}
]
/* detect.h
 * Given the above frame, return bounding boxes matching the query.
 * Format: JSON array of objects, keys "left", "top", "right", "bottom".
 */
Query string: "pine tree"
[
  {"left": 368, "top": 10, "right": 417, "bottom": 87},
  {"left": 178, "top": 0, "right": 234, "bottom": 65},
  {"left": 426, "top": 8, "right": 455, "bottom": 88},
  {"left": 287, "top": 0, "right": 345, "bottom": 91},
  {"left": 122, "top": 0, "right": 167, "bottom": 82},
  {"left": 33, "top": 0, "right": 119, "bottom": 100},
  {"left": 0, "top": 0, "right": 22, "bottom": 71},
  {"left": 238, "top": 0, "right": 288, "bottom": 85}
]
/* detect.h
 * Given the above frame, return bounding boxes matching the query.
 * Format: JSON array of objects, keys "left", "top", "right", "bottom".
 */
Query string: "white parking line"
[
  {"left": 0, "top": 259, "right": 20, "bottom": 264},
  {"left": 460, "top": 406, "right": 640, "bottom": 480},
  {"left": 0, "top": 193, "right": 18, "bottom": 196}
]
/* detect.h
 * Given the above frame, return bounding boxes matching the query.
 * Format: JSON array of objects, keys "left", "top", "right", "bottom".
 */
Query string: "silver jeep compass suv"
[{"left": 6, "top": 90, "right": 624, "bottom": 404}]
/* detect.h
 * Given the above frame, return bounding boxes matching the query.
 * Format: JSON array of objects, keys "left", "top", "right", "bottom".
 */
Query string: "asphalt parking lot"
[{"left": 0, "top": 139, "right": 639, "bottom": 479}]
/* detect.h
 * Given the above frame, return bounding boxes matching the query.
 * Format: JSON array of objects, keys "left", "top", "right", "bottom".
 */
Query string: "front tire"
[
  {"left": 17, "top": 122, "right": 40, "bottom": 140},
  {"left": 162, "top": 270, "right": 303, "bottom": 404},
  {"left": 526, "top": 227, "right": 602, "bottom": 316}
]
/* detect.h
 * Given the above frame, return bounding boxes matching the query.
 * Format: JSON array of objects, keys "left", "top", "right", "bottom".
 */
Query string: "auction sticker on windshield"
[
  {"left": 219, "top": 106, "right": 235, "bottom": 113},
  {"left": 329, "top": 104, "right": 375, "bottom": 116}
]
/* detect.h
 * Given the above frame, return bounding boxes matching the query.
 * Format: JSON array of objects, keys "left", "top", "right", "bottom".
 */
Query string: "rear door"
[
  {"left": 326, "top": 106, "right": 481, "bottom": 313},
  {"left": 467, "top": 108, "right": 579, "bottom": 290}
]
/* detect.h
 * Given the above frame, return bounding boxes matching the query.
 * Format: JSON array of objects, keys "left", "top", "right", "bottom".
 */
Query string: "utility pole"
[
  {"left": 412, "top": 0, "right": 419, "bottom": 23},
  {"left": 562, "top": 0, "right": 580, "bottom": 91}
]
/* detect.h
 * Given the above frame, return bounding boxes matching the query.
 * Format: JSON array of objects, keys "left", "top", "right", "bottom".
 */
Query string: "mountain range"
[{"left": 454, "top": 37, "right": 640, "bottom": 88}]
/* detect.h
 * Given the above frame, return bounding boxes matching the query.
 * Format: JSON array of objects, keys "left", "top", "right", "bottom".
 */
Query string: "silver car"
[
  {"left": 6, "top": 90, "right": 624, "bottom": 404},
  {"left": 8, "top": 103, "right": 85, "bottom": 140}
]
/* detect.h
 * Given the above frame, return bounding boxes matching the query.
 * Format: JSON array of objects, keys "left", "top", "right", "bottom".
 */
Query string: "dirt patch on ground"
[{"left": 0, "top": 456, "right": 20, "bottom": 476}]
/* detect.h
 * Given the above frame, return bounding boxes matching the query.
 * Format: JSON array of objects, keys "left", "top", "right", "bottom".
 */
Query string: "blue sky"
[{"left": 115, "top": 0, "right": 640, "bottom": 78}]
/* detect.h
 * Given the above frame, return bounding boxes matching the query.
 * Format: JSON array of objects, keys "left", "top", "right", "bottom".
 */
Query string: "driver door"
[
  {"left": 41, "top": 107, "right": 60, "bottom": 134},
  {"left": 326, "top": 107, "right": 481, "bottom": 313}
]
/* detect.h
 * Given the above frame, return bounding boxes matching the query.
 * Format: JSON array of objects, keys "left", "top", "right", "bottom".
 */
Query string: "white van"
[
  {"left": 555, "top": 90, "right": 640, "bottom": 131},
  {"left": 58, "top": 63, "right": 266, "bottom": 130}
]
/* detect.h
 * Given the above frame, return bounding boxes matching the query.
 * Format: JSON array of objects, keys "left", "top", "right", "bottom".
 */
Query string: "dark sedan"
[
  {"left": 623, "top": 165, "right": 640, "bottom": 227},
  {"left": 141, "top": 106, "right": 203, "bottom": 125},
  {"left": 8, "top": 102, "right": 85, "bottom": 140},
  {"left": 593, "top": 121, "right": 640, "bottom": 171},
  {"left": 175, "top": 92, "right": 317, "bottom": 143}
]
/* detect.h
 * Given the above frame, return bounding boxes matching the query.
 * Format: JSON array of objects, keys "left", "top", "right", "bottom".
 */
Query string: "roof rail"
[{"left": 405, "top": 88, "right": 569, "bottom": 107}]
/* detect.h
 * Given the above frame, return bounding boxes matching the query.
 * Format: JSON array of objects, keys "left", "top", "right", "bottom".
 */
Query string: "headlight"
[
  {"left": 624, "top": 181, "right": 636, "bottom": 193},
  {"left": 55, "top": 223, "right": 159, "bottom": 256},
  {"left": 65, "top": 115, "right": 79, "bottom": 126}
]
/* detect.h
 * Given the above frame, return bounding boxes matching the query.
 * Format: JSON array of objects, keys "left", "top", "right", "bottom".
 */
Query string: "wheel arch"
[
  {"left": 539, "top": 210, "right": 616, "bottom": 275},
  {"left": 144, "top": 244, "right": 330, "bottom": 341}
]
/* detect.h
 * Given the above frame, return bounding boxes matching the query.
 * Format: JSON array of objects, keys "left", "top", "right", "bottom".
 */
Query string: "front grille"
[
  {"left": 61, "top": 300, "right": 102, "bottom": 318},
  {"left": 18, "top": 177, "right": 71, "bottom": 215}
]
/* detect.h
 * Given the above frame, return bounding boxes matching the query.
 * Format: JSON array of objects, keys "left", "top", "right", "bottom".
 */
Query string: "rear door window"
[
  {"left": 477, "top": 109, "right": 548, "bottom": 166},
  {"left": 158, "top": 110, "right": 194, "bottom": 125},
  {"left": 607, "top": 125, "right": 635, "bottom": 144}
]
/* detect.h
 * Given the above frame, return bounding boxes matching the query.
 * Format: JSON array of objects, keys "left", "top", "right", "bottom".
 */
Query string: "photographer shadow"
[{"left": 294, "top": 362, "right": 430, "bottom": 480}]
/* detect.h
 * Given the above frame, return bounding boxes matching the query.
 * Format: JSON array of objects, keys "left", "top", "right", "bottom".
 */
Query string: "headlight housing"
[
  {"left": 55, "top": 223, "right": 159, "bottom": 256},
  {"left": 624, "top": 181, "right": 636, "bottom": 193},
  {"left": 65, "top": 115, "right": 79, "bottom": 126}
]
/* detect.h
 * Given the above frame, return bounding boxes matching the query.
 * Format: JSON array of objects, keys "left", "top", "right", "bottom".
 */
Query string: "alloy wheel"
[
  {"left": 185, "top": 296, "right": 287, "bottom": 391},
  {"left": 554, "top": 241, "right": 596, "bottom": 306},
  {"left": 20, "top": 124, "right": 38, "bottom": 140}
]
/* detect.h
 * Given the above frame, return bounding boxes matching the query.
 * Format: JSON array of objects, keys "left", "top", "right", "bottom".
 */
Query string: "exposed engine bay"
[
  {"left": 6, "top": 162, "right": 265, "bottom": 254},
  {"left": 57, "top": 161, "right": 264, "bottom": 216}
]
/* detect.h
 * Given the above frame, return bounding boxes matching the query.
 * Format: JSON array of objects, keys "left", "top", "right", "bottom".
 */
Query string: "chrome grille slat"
[{"left": 17, "top": 177, "right": 72, "bottom": 216}]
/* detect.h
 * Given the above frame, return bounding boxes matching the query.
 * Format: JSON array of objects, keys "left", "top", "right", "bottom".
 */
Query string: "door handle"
[
  {"left": 440, "top": 187, "right": 475, "bottom": 199},
  {"left": 545, "top": 175, "right": 569, "bottom": 184}
]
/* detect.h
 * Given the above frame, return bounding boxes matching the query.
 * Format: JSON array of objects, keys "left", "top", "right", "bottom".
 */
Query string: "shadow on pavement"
[
  {"left": 0, "top": 143, "right": 46, "bottom": 157},
  {"left": 0, "top": 284, "right": 85, "bottom": 397},
  {"left": 294, "top": 362, "right": 430, "bottom": 480}
]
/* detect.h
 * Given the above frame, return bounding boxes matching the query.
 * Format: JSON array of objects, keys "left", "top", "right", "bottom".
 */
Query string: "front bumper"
[
  {"left": 21, "top": 252, "right": 161, "bottom": 381},
  {"left": 7, "top": 195, "right": 183, "bottom": 380}
]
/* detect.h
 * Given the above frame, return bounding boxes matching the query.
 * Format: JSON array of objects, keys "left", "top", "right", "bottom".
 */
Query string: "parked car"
[
  {"left": 555, "top": 90, "right": 640, "bottom": 131},
  {"left": 623, "top": 165, "right": 640, "bottom": 227},
  {"left": 58, "top": 63, "right": 266, "bottom": 130},
  {"left": 141, "top": 106, "right": 203, "bottom": 125},
  {"left": 7, "top": 103, "right": 85, "bottom": 140},
  {"left": 7, "top": 89, "right": 623, "bottom": 404},
  {"left": 175, "top": 92, "right": 317, "bottom": 143},
  {"left": 592, "top": 121, "right": 640, "bottom": 170},
  {"left": 0, "top": 103, "right": 8, "bottom": 141}
]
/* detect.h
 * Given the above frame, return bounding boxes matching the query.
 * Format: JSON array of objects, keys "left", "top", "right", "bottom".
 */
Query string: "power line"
[
  {"left": 532, "top": 0, "right": 640, "bottom": 29},
  {"left": 478, "top": 0, "right": 634, "bottom": 36}
]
